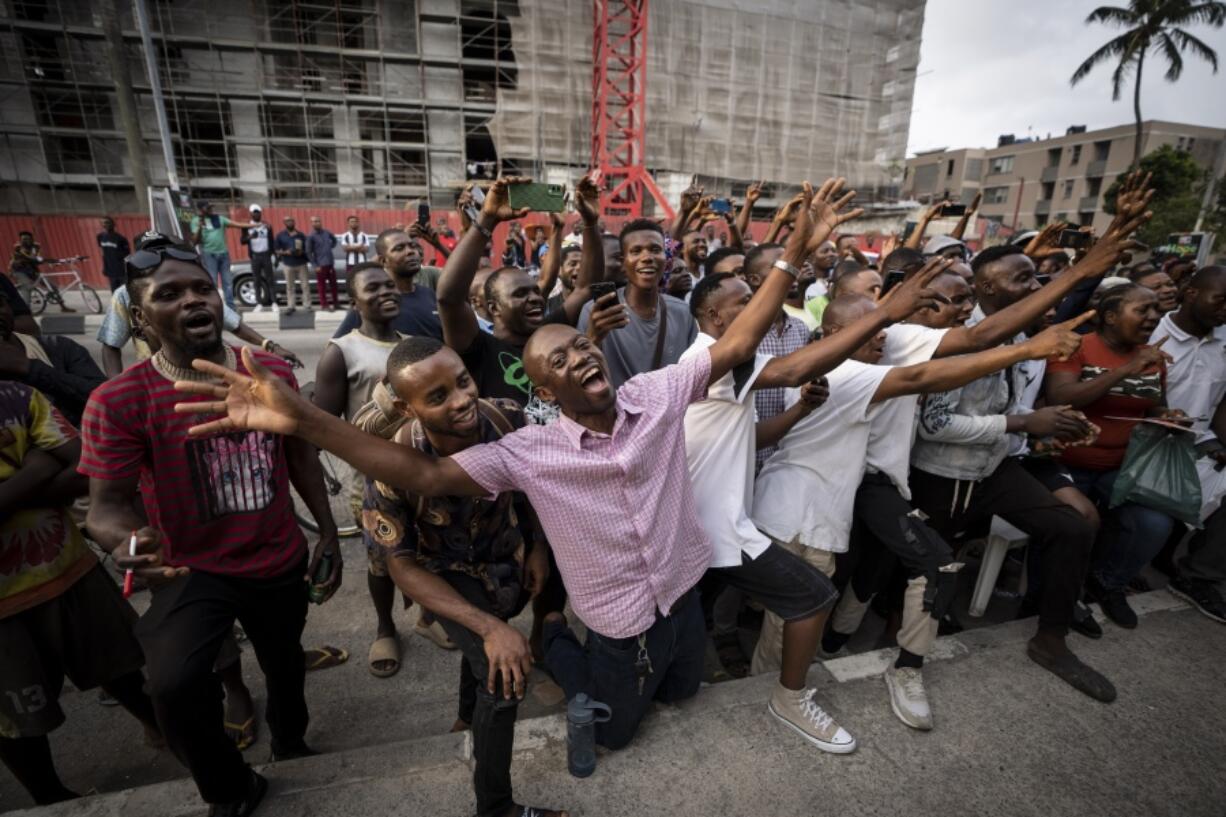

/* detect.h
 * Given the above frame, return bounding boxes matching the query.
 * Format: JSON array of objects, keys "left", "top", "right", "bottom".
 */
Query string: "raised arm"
[
  {"left": 535, "top": 213, "right": 566, "bottom": 302},
  {"left": 174, "top": 347, "right": 487, "bottom": 497},
  {"left": 436, "top": 177, "right": 531, "bottom": 353},
  {"left": 670, "top": 182, "right": 704, "bottom": 242},
  {"left": 903, "top": 200, "right": 946, "bottom": 250},
  {"left": 560, "top": 173, "right": 605, "bottom": 324},
  {"left": 949, "top": 192, "right": 981, "bottom": 240},
  {"left": 878, "top": 311, "right": 1093, "bottom": 403},
  {"left": 734, "top": 182, "right": 761, "bottom": 248},
  {"left": 756, "top": 256, "right": 952, "bottom": 389},
  {"left": 935, "top": 173, "right": 1153, "bottom": 358},
  {"left": 763, "top": 194, "right": 802, "bottom": 244}
]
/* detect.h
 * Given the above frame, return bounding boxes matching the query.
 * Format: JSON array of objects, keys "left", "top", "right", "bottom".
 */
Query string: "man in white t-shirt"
[
  {"left": 341, "top": 215, "right": 373, "bottom": 268},
  {"left": 681, "top": 265, "right": 948, "bottom": 753},
  {"left": 750, "top": 292, "right": 1087, "bottom": 689}
]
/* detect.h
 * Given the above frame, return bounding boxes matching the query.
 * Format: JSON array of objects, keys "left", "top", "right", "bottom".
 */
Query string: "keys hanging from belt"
[{"left": 634, "top": 633, "right": 653, "bottom": 696}]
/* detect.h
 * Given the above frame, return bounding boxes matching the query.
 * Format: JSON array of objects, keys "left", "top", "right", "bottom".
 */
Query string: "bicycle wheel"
[
  {"left": 291, "top": 447, "right": 362, "bottom": 538},
  {"left": 80, "top": 285, "right": 103, "bottom": 314},
  {"left": 28, "top": 288, "right": 46, "bottom": 315}
]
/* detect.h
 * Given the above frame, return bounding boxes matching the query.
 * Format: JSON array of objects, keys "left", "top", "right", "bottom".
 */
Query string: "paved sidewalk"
[{"left": 8, "top": 596, "right": 1225, "bottom": 817}]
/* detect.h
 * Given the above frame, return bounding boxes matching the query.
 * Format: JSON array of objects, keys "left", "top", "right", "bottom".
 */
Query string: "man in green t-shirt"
[{"left": 189, "top": 201, "right": 256, "bottom": 310}]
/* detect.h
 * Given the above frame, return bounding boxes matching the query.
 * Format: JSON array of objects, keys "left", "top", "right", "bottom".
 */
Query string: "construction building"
[
  {"left": 0, "top": 0, "right": 925, "bottom": 216},
  {"left": 903, "top": 120, "right": 1226, "bottom": 234}
]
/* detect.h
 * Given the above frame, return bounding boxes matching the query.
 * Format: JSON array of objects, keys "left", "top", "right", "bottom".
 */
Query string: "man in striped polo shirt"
[{"left": 80, "top": 233, "right": 342, "bottom": 817}]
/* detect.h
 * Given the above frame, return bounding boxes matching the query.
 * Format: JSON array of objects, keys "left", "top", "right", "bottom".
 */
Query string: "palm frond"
[
  {"left": 1086, "top": 5, "right": 1140, "bottom": 25},
  {"left": 1071, "top": 30, "right": 1145, "bottom": 90},
  {"left": 1156, "top": 31, "right": 1187, "bottom": 79},
  {"left": 1166, "top": 1, "right": 1226, "bottom": 27},
  {"left": 1166, "top": 26, "right": 1221, "bottom": 70}
]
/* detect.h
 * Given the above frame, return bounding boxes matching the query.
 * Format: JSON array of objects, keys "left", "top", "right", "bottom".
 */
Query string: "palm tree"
[{"left": 1071, "top": 0, "right": 1226, "bottom": 166}]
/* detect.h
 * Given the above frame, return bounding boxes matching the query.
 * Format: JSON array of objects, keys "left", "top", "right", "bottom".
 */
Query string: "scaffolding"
[{"left": 0, "top": 0, "right": 926, "bottom": 215}]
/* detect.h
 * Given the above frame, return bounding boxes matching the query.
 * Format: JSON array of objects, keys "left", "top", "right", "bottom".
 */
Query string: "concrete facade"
[
  {"left": 903, "top": 121, "right": 1226, "bottom": 234},
  {"left": 0, "top": 0, "right": 926, "bottom": 215}
]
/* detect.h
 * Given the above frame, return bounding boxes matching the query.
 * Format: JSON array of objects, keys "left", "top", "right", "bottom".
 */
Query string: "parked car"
[{"left": 230, "top": 244, "right": 358, "bottom": 309}]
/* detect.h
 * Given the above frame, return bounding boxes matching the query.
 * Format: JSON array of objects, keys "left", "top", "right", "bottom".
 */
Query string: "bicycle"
[
  {"left": 27, "top": 256, "right": 103, "bottom": 315},
  {"left": 290, "top": 381, "right": 362, "bottom": 538}
]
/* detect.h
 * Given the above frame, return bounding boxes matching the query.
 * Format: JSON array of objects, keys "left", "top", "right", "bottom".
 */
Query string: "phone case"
[{"left": 508, "top": 183, "right": 567, "bottom": 213}]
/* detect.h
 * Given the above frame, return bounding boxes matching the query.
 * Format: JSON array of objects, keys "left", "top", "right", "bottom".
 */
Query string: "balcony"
[
  {"left": 1041, "top": 166, "right": 1059, "bottom": 183},
  {"left": 1035, "top": 199, "right": 1052, "bottom": 215},
  {"left": 1086, "top": 160, "right": 1107, "bottom": 178},
  {"left": 1079, "top": 195, "right": 1100, "bottom": 213}
]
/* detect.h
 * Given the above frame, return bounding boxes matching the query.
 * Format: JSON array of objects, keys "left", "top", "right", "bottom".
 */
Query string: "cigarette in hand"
[{"left": 122, "top": 530, "right": 136, "bottom": 598}]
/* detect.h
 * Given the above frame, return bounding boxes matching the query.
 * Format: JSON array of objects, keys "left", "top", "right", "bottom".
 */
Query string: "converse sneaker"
[
  {"left": 1168, "top": 576, "right": 1226, "bottom": 624},
  {"left": 768, "top": 685, "right": 856, "bottom": 754},
  {"left": 884, "top": 664, "right": 933, "bottom": 731}
]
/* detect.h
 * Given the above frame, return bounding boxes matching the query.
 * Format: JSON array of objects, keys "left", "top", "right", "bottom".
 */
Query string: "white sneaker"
[
  {"left": 253, "top": 304, "right": 264, "bottom": 313},
  {"left": 884, "top": 664, "right": 933, "bottom": 731},
  {"left": 768, "top": 685, "right": 857, "bottom": 754},
  {"left": 271, "top": 304, "right": 280, "bottom": 314}
]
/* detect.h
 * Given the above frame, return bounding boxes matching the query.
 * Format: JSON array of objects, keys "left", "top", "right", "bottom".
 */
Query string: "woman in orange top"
[{"left": 1046, "top": 283, "right": 1175, "bottom": 629}]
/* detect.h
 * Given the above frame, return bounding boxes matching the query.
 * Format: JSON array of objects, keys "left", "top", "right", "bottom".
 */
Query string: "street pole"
[
  {"left": 102, "top": 0, "right": 149, "bottom": 208},
  {"left": 132, "top": 0, "right": 180, "bottom": 192}
]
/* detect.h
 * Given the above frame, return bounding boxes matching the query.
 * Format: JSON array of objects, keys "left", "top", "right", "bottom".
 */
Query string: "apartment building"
[{"left": 903, "top": 120, "right": 1226, "bottom": 234}]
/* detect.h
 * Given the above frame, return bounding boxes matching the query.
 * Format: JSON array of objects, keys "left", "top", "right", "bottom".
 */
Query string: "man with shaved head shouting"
[{"left": 176, "top": 179, "right": 877, "bottom": 760}]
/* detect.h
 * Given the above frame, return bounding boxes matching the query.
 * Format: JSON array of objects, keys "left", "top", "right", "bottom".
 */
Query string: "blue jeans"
[
  {"left": 544, "top": 588, "right": 704, "bottom": 750},
  {"left": 201, "top": 251, "right": 233, "bottom": 308},
  {"left": 1069, "top": 466, "right": 1174, "bottom": 592}
]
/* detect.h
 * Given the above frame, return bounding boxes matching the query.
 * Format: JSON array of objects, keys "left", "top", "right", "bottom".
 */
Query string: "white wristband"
[{"left": 772, "top": 258, "right": 801, "bottom": 279}]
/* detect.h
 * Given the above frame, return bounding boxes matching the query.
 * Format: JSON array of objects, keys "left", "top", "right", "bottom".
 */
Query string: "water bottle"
[{"left": 566, "top": 693, "right": 612, "bottom": 778}]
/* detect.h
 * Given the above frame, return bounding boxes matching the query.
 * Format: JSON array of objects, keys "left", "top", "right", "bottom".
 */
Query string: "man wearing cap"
[
  {"left": 923, "top": 235, "right": 968, "bottom": 261},
  {"left": 241, "top": 205, "right": 277, "bottom": 314},
  {"left": 190, "top": 202, "right": 256, "bottom": 310}
]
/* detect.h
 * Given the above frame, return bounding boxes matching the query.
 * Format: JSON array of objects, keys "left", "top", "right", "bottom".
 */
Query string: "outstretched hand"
[
  {"left": 173, "top": 346, "right": 311, "bottom": 437},
  {"left": 574, "top": 173, "right": 601, "bottom": 225},
  {"left": 1026, "top": 310, "right": 1095, "bottom": 361},
  {"left": 876, "top": 256, "right": 952, "bottom": 322},
  {"left": 480, "top": 177, "right": 533, "bottom": 223},
  {"left": 806, "top": 177, "right": 864, "bottom": 252}
]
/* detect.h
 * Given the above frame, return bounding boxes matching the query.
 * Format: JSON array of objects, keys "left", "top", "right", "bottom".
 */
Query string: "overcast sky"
[{"left": 906, "top": 0, "right": 1226, "bottom": 155}]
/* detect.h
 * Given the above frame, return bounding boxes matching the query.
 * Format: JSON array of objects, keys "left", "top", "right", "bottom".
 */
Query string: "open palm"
[{"left": 174, "top": 347, "right": 308, "bottom": 437}]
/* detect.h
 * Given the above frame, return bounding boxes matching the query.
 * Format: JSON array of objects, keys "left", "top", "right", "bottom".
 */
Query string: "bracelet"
[
  {"left": 467, "top": 210, "right": 493, "bottom": 239},
  {"left": 261, "top": 338, "right": 275, "bottom": 352},
  {"left": 772, "top": 258, "right": 801, "bottom": 279}
]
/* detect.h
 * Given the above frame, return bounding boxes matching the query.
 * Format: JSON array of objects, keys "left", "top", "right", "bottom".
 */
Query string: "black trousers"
[
  {"left": 250, "top": 252, "right": 276, "bottom": 307},
  {"left": 908, "top": 458, "right": 1094, "bottom": 634},
  {"left": 135, "top": 563, "right": 308, "bottom": 804},
  {"left": 433, "top": 573, "right": 528, "bottom": 817}
]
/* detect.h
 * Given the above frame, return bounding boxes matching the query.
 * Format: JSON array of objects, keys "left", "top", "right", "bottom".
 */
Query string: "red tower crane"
[{"left": 590, "top": 0, "right": 674, "bottom": 220}]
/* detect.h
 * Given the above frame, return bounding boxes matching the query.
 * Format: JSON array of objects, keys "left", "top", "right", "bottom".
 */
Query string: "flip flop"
[
  {"left": 304, "top": 645, "right": 349, "bottom": 671},
  {"left": 224, "top": 716, "right": 257, "bottom": 751},
  {"left": 368, "top": 635, "right": 401, "bottom": 678}
]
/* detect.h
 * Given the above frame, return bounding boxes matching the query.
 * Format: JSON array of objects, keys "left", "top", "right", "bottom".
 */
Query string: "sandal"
[
  {"left": 415, "top": 619, "right": 457, "bottom": 650},
  {"left": 224, "top": 716, "right": 258, "bottom": 751},
  {"left": 304, "top": 645, "right": 348, "bottom": 671},
  {"left": 712, "top": 632, "right": 749, "bottom": 679},
  {"left": 368, "top": 635, "right": 401, "bottom": 678}
]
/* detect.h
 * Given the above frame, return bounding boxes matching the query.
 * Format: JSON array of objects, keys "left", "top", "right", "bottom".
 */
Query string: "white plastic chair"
[{"left": 967, "top": 517, "right": 1030, "bottom": 618}]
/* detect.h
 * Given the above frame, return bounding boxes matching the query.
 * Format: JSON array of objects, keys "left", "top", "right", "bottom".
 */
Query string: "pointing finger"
[{"left": 1062, "top": 309, "right": 1097, "bottom": 330}]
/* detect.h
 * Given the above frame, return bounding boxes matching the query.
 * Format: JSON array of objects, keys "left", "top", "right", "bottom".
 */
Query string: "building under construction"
[{"left": 0, "top": 0, "right": 925, "bottom": 216}]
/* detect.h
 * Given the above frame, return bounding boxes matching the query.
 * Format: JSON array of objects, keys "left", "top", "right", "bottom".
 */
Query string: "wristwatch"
[{"left": 772, "top": 258, "right": 801, "bottom": 279}]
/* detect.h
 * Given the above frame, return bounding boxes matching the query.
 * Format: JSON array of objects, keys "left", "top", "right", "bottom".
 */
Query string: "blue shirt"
[
  {"left": 332, "top": 287, "right": 443, "bottom": 340},
  {"left": 274, "top": 229, "right": 308, "bottom": 266},
  {"left": 306, "top": 229, "right": 336, "bottom": 267}
]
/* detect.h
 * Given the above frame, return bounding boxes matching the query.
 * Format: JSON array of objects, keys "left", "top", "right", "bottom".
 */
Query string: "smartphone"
[
  {"left": 417, "top": 202, "right": 430, "bottom": 227},
  {"left": 590, "top": 281, "right": 617, "bottom": 302},
  {"left": 882, "top": 269, "right": 906, "bottom": 295},
  {"left": 708, "top": 197, "right": 733, "bottom": 214},
  {"left": 1059, "top": 229, "right": 1092, "bottom": 250},
  {"left": 940, "top": 203, "right": 967, "bottom": 217},
  {"left": 508, "top": 182, "right": 567, "bottom": 213}
]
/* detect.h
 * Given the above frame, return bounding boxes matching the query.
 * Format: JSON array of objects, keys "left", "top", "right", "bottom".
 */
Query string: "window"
[
  {"left": 1062, "top": 180, "right": 1075, "bottom": 200},
  {"left": 1078, "top": 212, "right": 1095, "bottom": 227},
  {"left": 983, "top": 186, "right": 1009, "bottom": 204},
  {"left": 1047, "top": 148, "right": 1062, "bottom": 168},
  {"left": 44, "top": 135, "right": 94, "bottom": 174},
  {"left": 32, "top": 89, "right": 114, "bottom": 130},
  {"left": 1040, "top": 181, "right": 1055, "bottom": 201},
  {"left": 1093, "top": 140, "right": 1110, "bottom": 162},
  {"left": 1035, "top": 214, "right": 1049, "bottom": 227},
  {"left": 988, "top": 155, "right": 1014, "bottom": 175},
  {"left": 1070, "top": 145, "right": 1082, "bottom": 164},
  {"left": 946, "top": 159, "right": 955, "bottom": 177},
  {"left": 1086, "top": 177, "right": 1102, "bottom": 196},
  {"left": 260, "top": 104, "right": 334, "bottom": 140}
]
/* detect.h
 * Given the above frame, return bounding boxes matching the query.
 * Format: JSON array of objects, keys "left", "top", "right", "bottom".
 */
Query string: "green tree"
[
  {"left": 1104, "top": 144, "right": 1205, "bottom": 243},
  {"left": 1071, "top": 0, "right": 1225, "bottom": 167}
]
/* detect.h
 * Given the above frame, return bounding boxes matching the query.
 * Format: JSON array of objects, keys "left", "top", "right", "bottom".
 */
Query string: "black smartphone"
[
  {"left": 1059, "top": 229, "right": 1092, "bottom": 249},
  {"left": 882, "top": 269, "right": 906, "bottom": 295},
  {"left": 940, "top": 203, "right": 967, "bottom": 217},
  {"left": 417, "top": 202, "right": 430, "bottom": 227},
  {"left": 590, "top": 281, "right": 618, "bottom": 302}
]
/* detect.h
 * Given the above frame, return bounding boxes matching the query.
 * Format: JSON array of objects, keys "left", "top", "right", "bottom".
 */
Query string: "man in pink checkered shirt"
[{"left": 176, "top": 179, "right": 854, "bottom": 762}]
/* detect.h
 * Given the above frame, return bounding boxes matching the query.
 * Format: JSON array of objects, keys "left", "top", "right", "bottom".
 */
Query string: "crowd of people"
[{"left": 1, "top": 166, "right": 1224, "bottom": 817}]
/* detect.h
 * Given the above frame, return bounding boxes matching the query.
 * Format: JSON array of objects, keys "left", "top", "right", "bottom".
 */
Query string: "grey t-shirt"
[{"left": 578, "top": 288, "right": 698, "bottom": 387}]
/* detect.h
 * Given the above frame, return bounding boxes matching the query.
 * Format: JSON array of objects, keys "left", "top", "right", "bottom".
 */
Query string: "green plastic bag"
[{"left": 1109, "top": 424, "right": 1202, "bottom": 527}]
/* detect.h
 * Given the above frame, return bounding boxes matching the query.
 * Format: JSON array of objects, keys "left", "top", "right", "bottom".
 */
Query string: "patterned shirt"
[
  {"left": 362, "top": 399, "right": 533, "bottom": 617},
  {"left": 79, "top": 349, "right": 307, "bottom": 578},
  {"left": 0, "top": 382, "right": 94, "bottom": 619},
  {"left": 451, "top": 349, "right": 714, "bottom": 639},
  {"left": 754, "top": 313, "right": 810, "bottom": 469}
]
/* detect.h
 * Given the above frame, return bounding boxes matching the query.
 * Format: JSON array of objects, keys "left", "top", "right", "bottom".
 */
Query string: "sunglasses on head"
[{"left": 124, "top": 245, "right": 200, "bottom": 273}]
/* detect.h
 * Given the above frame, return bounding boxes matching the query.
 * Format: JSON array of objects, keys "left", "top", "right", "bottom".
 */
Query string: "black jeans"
[
  {"left": 432, "top": 573, "right": 528, "bottom": 817},
  {"left": 544, "top": 588, "right": 704, "bottom": 750},
  {"left": 909, "top": 458, "right": 1094, "bottom": 634},
  {"left": 135, "top": 563, "right": 308, "bottom": 804},
  {"left": 250, "top": 252, "right": 276, "bottom": 307}
]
